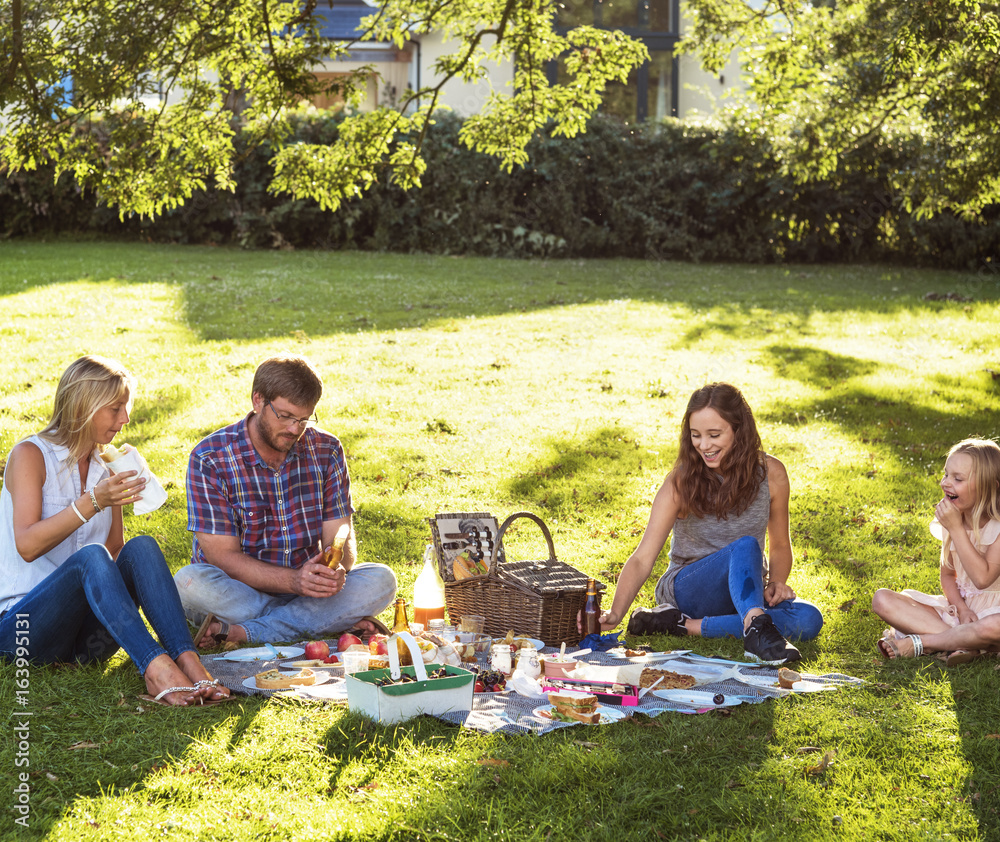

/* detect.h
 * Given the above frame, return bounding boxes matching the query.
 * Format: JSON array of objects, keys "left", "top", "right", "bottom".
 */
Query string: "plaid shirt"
[{"left": 186, "top": 413, "right": 353, "bottom": 569}]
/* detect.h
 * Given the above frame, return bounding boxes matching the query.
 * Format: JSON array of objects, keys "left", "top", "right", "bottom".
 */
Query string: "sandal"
[
  {"left": 945, "top": 649, "right": 981, "bottom": 667},
  {"left": 347, "top": 615, "right": 391, "bottom": 638},
  {"left": 193, "top": 613, "right": 231, "bottom": 648},
  {"left": 877, "top": 633, "right": 923, "bottom": 659},
  {"left": 194, "top": 678, "right": 232, "bottom": 700}
]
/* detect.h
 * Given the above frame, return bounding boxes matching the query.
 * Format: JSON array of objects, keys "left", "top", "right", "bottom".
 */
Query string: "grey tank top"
[{"left": 654, "top": 468, "right": 770, "bottom": 607}]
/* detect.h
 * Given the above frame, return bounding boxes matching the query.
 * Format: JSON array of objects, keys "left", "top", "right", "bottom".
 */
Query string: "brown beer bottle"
[
  {"left": 582, "top": 578, "right": 600, "bottom": 637},
  {"left": 392, "top": 597, "right": 412, "bottom": 666}
]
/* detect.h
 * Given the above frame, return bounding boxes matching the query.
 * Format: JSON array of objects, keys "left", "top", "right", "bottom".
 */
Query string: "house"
[{"left": 311, "top": 0, "right": 742, "bottom": 122}]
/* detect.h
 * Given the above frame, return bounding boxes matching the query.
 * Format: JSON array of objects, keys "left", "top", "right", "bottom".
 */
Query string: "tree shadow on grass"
[
  {"left": 8, "top": 242, "right": 993, "bottom": 342},
  {"left": 761, "top": 344, "right": 880, "bottom": 384},
  {"left": 949, "top": 666, "right": 1000, "bottom": 837}
]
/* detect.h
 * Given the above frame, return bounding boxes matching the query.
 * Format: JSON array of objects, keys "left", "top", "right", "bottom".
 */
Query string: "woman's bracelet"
[
  {"left": 70, "top": 501, "right": 89, "bottom": 524},
  {"left": 89, "top": 488, "right": 103, "bottom": 513}
]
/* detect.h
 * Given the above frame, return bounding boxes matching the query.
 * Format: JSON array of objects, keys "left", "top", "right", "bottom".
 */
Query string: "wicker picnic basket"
[{"left": 442, "top": 511, "right": 605, "bottom": 647}]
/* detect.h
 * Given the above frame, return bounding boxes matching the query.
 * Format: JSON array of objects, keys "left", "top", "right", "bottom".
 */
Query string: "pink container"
[{"left": 540, "top": 655, "right": 580, "bottom": 680}]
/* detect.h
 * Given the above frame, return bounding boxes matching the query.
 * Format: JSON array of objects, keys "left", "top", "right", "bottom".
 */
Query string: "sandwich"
[
  {"left": 547, "top": 691, "right": 600, "bottom": 724},
  {"left": 452, "top": 550, "right": 488, "bottom": 580},
  {"left": 101, "top": 444, "right": 125, "bottom": 463},
  {"left": 322, "top": 523, "right": 351, "bottom": 569}
]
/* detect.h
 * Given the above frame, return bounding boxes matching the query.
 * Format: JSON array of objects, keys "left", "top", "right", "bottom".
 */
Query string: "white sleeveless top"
[{"left": 0, "top": 436, "right": 113, "bottom": 614}]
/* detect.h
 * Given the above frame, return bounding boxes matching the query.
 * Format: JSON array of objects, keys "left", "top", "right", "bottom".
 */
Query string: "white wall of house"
[
  {"left": 677, "top": 51, "right": 745, "bottom": 121},
  {"left": 409, "top": 31, "right": 514, "bottom": 116}
]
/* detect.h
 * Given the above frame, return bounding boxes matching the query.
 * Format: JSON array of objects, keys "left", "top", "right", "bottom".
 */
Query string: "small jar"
[
  {"left": 490, "top": 642, "right": 512, "bottom": 675},
  {"left": 515, "top": 645, "right": 540, "bottom": 679},
  {"left": 427, "top": 619, "right": 446, "bottom": 634}
]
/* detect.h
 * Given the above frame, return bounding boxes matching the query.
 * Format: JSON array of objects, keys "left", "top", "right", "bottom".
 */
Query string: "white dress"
[{"left": 900, "top": 518, "right": 1000, "bottom": 625}]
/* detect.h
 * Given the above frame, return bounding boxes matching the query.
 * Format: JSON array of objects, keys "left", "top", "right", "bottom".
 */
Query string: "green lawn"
[{"left": 1, "top": 242, "right": 999, "bottom": 841}]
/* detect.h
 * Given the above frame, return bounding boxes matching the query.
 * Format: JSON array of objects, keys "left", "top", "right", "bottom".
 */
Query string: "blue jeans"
[
  {"left": 664, "top": 536, "right": 823, "bottom": 641},
  {"left": 173, "top": 561, "right": 397, "bottom": 643},
  {"left": 0, "top": 536, "right": 195, "bottom": 674}
]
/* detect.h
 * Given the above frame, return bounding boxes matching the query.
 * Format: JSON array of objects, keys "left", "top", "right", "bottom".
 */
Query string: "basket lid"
[{"left": 497, "top": 559, "right": 607, "bottom": 596}]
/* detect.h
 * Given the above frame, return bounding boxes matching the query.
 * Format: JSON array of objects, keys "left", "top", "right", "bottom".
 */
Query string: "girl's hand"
[
  {"left": 764, "top": 581, "right": 796, "bottom": 606},
  {"left": 958, "top": 607, "right": 979, "bottom": 625},
  {"left": 935, "top": 498, "right": 964, "bottom": 532}
]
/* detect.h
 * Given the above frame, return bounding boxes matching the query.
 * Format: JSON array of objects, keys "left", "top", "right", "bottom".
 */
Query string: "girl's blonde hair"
[
  {"left": 941, "top": 438, "right": 1000, "bottom": 566},
  {"left": 37, "top": 356, "right": 135, "bottom": 463}
]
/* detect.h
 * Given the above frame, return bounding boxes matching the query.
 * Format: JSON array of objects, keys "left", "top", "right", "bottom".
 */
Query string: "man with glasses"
[{"left": 174, "top": 354, "right": 397, "bottom": 647}]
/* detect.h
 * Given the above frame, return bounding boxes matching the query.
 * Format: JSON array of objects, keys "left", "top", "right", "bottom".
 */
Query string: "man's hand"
[
  {"left": 764, "top": 581, "right": 796, "bottom": 606},
  {"left": 292, "top": 555, "right": 346, "bottom": 598}
]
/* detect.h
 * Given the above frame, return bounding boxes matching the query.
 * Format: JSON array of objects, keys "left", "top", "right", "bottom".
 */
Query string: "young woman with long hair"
[
  {"left": 600, "top": 383, "right": 823, "bottom": 664},
  {"left": 0, "top": 356, "right": 229, "bottom": 705}
]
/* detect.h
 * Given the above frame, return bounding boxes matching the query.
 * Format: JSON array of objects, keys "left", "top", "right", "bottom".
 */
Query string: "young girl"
[
  {"left": 873, "top": 438, "right": 1000, "bottom": 664},
  {"left": 0, "top": 355, "right": 230, "bottom": 705},
  {"left": 600, "top": 382, "right": 823, "bottom": 665}
]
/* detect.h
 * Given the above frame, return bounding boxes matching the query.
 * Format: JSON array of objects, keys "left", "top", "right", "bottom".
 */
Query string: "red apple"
[
  {"left": 303, "top": 640, "right": 330, "bottom": 660},
  {"left": 337, "top": 632, "right": 363, "bottom": 652},
  {"left": 369, "top": 633, "right": 389, "bottom": 656}
]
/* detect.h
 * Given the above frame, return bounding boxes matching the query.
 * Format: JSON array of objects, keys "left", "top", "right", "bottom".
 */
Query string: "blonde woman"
[{"left": 0, "top": 356, "right": 229, "bottom": 705}]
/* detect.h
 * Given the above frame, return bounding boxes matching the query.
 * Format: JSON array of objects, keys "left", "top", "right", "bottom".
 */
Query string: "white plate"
[
  {"left": 501, "top": 637, "right": 544, "bottom": 651},
  {"left": 732, "top": 673, "right": 780, "bottom": 689},
  {"left": 284, "top": 656, "right": 342, "bottom": 669},
  {"left": 532, "top": 703, "right": 628, "bottom": 725},
  {"left": 242, "top": 672, "right": 332, "bottom": 691},
  {"left": 651, "top": 689, "right": 742, "bottom": 708},
  {"left": 218, "top": 646, "right": 304, "bottom": 662},
  {"left": 608, "top": 648, "right": 692, "bottom": 661}
]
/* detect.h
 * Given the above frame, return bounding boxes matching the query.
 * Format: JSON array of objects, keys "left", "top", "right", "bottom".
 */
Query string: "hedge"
[{"left": 0, "top": 112, "right": 996, "bottom": 270}]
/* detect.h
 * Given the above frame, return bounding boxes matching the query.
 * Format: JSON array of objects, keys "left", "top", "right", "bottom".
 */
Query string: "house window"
[{"left": 550, "top": 0, "right": 679, "bottom": 121}]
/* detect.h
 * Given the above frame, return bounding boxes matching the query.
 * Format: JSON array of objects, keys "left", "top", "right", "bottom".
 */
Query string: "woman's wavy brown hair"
[{"left": 671, "top": 383, "right": 766, "bottom": 519}]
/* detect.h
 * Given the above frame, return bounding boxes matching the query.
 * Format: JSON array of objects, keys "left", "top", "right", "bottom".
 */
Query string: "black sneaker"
[
  {"left": 627, "top": 604, "right": 688, "bottom": 636},
  {"left": 743, "top": 614, "right": 801, "bottom": 665}
]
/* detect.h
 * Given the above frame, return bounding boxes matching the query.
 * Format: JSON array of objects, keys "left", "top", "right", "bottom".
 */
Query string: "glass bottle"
[
  {"left": 413, "top": 545, "right": 447, "bottom": 626},
  {"left": 582, "top": 578, "right": 601, "bottom": 637},
  {"left": 392, "top": 597, "right": 412, "bottom": 666}
]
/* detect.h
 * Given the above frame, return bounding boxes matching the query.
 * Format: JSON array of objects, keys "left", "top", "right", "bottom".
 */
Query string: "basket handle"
[
  {"left": 487, "top": 511, "right": 556, "bottom": 574},
  {"left": 388, "top": 632, "right": 427, "bottom": 681}
]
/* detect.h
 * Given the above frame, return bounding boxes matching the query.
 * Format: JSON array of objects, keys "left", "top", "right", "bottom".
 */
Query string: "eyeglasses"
[{"left": 265, "top": 401, "right": 318, "bottom": 429}]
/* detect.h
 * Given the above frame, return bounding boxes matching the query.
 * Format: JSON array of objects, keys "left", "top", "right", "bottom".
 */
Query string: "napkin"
[{"left": 104, "top": 444, "right": 168, "bottom": 514}]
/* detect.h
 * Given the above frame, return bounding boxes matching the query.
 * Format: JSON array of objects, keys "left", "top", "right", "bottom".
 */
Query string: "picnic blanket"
[{"left": 200, "top": 647, "right": 862, "bottom": 736}]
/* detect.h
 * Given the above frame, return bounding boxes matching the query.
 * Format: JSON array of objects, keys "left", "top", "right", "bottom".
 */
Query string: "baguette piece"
[
  {"left": 322, "top": 523, "right": 351, "bottom": 569},
  {"left": 255, "top": 668, "right": 317, "bottom": 690}
]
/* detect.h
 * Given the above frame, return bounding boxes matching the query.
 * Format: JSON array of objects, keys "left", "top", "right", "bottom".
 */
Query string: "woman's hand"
[
  {"left": 95, "top": 469, "right": 146, "bottom": 510},
  {"left": 599, "top": 610, "right": 621, "bottom": 631},
  {"left": 764, "top": 580, "right": 796, "bottom": 606},
  {"left": 935, "top": 498, "right": 964, "bottom": 534}
]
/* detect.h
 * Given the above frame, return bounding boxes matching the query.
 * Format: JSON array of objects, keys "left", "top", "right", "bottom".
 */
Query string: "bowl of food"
[
  {"left": 540, "top": 654, "right": 580, "bottom": 680},
  {"left": 471, "top": 633, "right": 492, "bottom": 654}
]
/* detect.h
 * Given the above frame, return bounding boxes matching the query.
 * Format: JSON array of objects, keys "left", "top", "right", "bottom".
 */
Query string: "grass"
[{"left": 1, "top": 241, "right": 999, "bottom": 841}]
